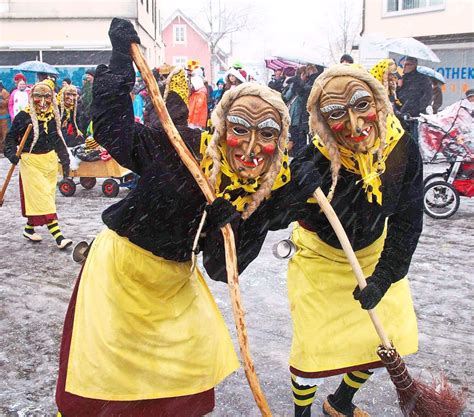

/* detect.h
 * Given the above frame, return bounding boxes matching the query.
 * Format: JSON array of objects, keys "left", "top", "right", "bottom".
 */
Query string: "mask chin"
[{"left": 336, "top": 123, "right": 378, "bottom": 152}]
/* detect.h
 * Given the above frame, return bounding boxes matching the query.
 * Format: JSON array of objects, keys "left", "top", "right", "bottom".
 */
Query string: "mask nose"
[
  {"left": 348, "top": 109, "right": 363, "bottom": 137},
  {"left": 245, "top": 130, "right": 258, "bottom": 158}
]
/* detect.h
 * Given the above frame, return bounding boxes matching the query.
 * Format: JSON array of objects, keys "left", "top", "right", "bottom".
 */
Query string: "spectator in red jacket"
[{"left": 188, "top": 68, "right": 208, "bottom": 129}]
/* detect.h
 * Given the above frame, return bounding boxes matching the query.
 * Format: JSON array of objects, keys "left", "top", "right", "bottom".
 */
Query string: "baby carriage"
[{"left": 417, "top": 99, "right": 474, "bottom": 219}]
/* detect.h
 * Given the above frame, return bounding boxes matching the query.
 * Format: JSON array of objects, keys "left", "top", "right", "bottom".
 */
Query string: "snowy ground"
[{"left": 0, "top": 156, "right": 472, "bottom": 417}]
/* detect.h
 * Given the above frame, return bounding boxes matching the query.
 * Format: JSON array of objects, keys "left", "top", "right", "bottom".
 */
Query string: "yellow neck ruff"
[
  {"left": 313, "top": 114, "right": 404, "bottom": 205},
  {"left": 200, "top": 132, "right": 291, "bottom": 212},
  {"left": 24, "top": 105, "right": 55, "bottom": 134}
]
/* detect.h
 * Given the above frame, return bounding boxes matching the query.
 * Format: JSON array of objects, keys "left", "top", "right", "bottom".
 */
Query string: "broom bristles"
[{"left": 377, "top": 345, "right": 466, "bottom": 417}]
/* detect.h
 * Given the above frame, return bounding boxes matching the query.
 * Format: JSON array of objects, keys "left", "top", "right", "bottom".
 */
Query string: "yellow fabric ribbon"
[
  {"left": 24, "top": 105, "right": 54, "bottom": 134},
  {"left": 312, "top": 114, "right": 404, "bottom": 205},
  {"left": 168, "top": 69, "right": 190, "bottom": 105},
  {"left": 369, "top": 59, "right": 393, "bottom": 84},
  {"left": 200, "top": 132, "right": 291, "bottom": 212}
]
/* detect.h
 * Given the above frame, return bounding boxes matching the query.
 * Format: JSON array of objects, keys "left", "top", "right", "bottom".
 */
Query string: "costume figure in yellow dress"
[{"left": 286, "top": 64, "right": 423, "bottom": 417}]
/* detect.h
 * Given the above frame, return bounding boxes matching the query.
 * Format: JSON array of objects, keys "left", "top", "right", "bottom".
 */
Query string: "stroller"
[{"left": 417, "top": 99, "right": 474, "bottom": 219}]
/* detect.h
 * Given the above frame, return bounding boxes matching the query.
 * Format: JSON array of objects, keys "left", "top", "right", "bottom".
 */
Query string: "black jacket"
[
  {"left": 268, "top": 76, "right": 285, "bottom": 93},
  {"left": 397, "top": 70, "right": 433, "bottom": 117},
  {"left": 292, "top": 133, "right": 424, "bottom": 285},
  {"left": 91, "top": 50, "right": 318, "bottom": 282},
  {"left": 4, "top": 111, "right": 70, "bottom": 172}
]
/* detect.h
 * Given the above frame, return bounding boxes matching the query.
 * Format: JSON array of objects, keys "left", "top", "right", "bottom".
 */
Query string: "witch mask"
[
  {"left": 319, "top": 76, "right": 380, "bottom": 152},
  {"left": 225, "top": 96, "right": 282, "bottom": 179},
  {"left": 32, "top": 83, "right": 53, "bottom": 114},
  {"left": 63, "top": 85, "right": 78, "bottom": 109}
]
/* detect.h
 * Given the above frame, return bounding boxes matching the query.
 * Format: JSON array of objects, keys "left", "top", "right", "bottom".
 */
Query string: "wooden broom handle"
[
  {"left": 0, "top": 124, "right": 32, "bottom": 207},
  {"left": 314, "top": 187, "right": 392, "bottom": 349},
  {"left": 130, "top": 43, "right": 272, "bottom": 416}
]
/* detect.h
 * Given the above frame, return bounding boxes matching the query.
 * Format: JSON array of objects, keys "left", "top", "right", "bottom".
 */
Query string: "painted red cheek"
[
  {"left": 365, "top": 112, "right": 377, "bottom": 122},
  {"left": 226, "top": 136, "right": 239, "bottom": 147},
  {"left": 331, "top": 122, "right": 345, "bottom": 132},
  {"left": 262, "top": 143, "right": 276, "bottom": 154}
]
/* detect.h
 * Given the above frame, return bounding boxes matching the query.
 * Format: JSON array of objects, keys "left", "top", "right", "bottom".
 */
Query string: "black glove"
[
  {"left": 108, "top": 18, "right": 141, "bottom": 54},
  {"left": 353, "top": 274, "right": 391, "bottom": 310},
  {"left": 205, "top": 197, "right": 240, "bottom": 229},
  {"left": 8, "top": 154, "right": 20, "bottom": 165}
]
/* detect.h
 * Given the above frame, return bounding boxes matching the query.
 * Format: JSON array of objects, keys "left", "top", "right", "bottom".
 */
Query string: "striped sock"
[
  {"left": 329, "top": 369, "right": 374, "bottom": 413},
  {"left": 47, "top": 220, "right": 64, "bottom": 245},
  {"left": 24, "top": 223, "right": 35, "bottom": 235},
  {"left": 292, "top": 374, "right": 317, "bottom": 417}
]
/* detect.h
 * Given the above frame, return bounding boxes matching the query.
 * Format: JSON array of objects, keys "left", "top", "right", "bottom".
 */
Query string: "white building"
[
  {"left": 0, "top": 0, "right": 163, "bottom": 88},
  {"left": 359, "top": 0, "right": 474, "bottom": 105}
]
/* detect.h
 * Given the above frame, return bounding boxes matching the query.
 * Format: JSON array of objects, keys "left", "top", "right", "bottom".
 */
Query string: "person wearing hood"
[
  {"left": 188, "top": 67, "right": 208, "bottom": 129},
  {"left": 210, "top": 78, "right": 225, "bottom": 110},
  {"left": 223, "top": 67, "right": 246, "bottom": 93},
  {"left": 8, "top": 79, "right": 30, "bottom": 121}
]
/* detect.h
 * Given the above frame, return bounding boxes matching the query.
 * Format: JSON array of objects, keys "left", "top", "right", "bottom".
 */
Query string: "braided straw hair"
[
  {"left": 59, "top": 84, "right": 79, "bottom": 133},
  {"left": 208, "top": 83, "right": 290, "bottom": 220},
  {"left": 307, "top": 64, "right": 393, "bottom": 202},
  {"left": 28, "top": 81, "right": 68, "bottom": 153}
]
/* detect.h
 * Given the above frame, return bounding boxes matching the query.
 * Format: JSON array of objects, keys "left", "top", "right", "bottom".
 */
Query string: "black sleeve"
[
  {"left": 54, "top": 134, "right": 70, "bottom": 169},
  {"left": 267, "top": 158, "right": 321, "bottom": 231},
  {"left": 201, "top": 214, "right": 241, "bottom": 283},
  {"left": 91, "top": 51, "right": 177, "bottom": 176},
  {"left": 372, "top": 137, "right": 424, "bottom": 283},
  {"left": 201, "top": 150, "right": 320, "bottom": 283},
  {"left": 92, "top": 51, "right": 202, "bottom": 176},
  {"left": 4, "top": 112, "right": 30, "bottom": 160}
]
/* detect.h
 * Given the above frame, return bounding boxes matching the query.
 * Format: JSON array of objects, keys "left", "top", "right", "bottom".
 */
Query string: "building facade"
[
  {"left": 0, "top": 0, "right": 164, "bottom": 89},
  {"left": 162, "top": 9, "right": 228, "bottom": 83},
  {"left": 359, "top": 0, "right": 474, "bottom": 106}
]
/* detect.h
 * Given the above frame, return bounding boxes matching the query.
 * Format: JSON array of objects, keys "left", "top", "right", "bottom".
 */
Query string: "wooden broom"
[
  {"left": 314, "top": 187, "right": 465, "bottom": 417},
  {"left": 130, "top": 44, "right": 272, "bottom": 416}
]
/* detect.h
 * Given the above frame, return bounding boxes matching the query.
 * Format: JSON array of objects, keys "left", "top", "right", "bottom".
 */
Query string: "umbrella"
[
  {"left": 417, "top": 65, "right": 446, "bottom": 83},
  {"left": 264, "top": 56, "right": 299, "bottom": 71},
  {"left": 378, "top": 37, "right": 440, "bottom": 62},
  {"left": 265, "top": 56, "right": 326, "bottom": 75},
  {"left": 15, "top": 60, "right": 59, "bottom": 75}
]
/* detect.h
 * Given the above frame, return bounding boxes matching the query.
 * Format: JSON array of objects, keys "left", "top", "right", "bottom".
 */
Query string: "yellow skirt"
[
  {"left": 66, "top": 228, "right": 239, "bottom": 401},
  {"left": 19, "top": 151, "right": 58, "bottom": 215},
  {"left": 287, "top": 224, "right": 418, "bottom": 375}
]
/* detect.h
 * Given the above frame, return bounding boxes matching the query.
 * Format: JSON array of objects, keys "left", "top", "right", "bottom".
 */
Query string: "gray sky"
[{"left": 160, "top": 0, "right": 363, "bottom": 66}]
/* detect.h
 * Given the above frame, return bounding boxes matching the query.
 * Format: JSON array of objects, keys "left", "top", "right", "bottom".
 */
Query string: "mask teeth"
[
  {"left": 253, "top": 158, "right": 259, "bottom": 166},
  {"left": 240, "top": 155, "right": 246, "bottom": 161}
]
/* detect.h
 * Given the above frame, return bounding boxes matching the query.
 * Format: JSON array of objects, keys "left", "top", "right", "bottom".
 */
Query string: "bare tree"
[
  {"left": 201, "top": 0, "right": 252, "bottom": 82},
  {"left": 327, "top": 0, "right": 362, "bottom": 64}
]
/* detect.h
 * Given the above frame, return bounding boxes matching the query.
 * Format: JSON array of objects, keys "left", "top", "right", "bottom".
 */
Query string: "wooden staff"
[
  {"left": 0, "top": 124, "right": 32, "bottom": 207},
  {"left": 130, "top": 44, "right": 272, "bottom": 416}
]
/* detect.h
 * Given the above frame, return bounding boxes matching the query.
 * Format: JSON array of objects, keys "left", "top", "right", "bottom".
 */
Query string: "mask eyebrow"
[
  {"left": 320, "top": 103, "right": 345, "bottom": 114},
  {"left": 227, "top": 115, "right": 251, "bottom": 128},
  {"left": 257, "top": 118, "right": 280, "bottom": 131},
  {"left": 349, "top": 90, "right": 371, "bottom": 105}
]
